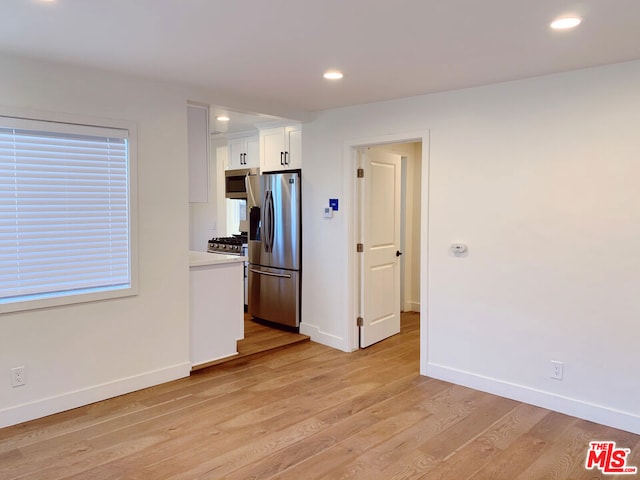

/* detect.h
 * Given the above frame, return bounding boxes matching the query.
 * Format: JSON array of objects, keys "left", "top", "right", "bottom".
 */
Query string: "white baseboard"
[
  {"left": 405, "top": 301, "right": 420, "bottom": 312},
  {"left": 426, "top": 362, "right": 640, "bottom": 435},
  {"left": 299, "top": 322, "right": 349, "bottom": 352},
  {"left": 0, "top": 362, "right": 192, "bottom": 429}
]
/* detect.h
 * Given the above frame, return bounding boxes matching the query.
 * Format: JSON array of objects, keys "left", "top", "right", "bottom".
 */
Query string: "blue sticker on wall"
[{"left": 329, "top": 198, "right": 339, "bottom": 211}]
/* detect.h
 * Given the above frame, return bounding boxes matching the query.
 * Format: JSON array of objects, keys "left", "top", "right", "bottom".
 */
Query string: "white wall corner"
[{"left": 425, "top": 362, "right": 640, "bottom": 436}]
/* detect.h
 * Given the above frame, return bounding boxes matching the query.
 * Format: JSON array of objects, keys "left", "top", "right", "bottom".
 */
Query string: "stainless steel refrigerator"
[{"left": 246, "top": 170, "right": 301, "bottom": 328}]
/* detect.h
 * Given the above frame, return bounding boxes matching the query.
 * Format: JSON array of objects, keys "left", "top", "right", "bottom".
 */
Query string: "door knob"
[{"left": 396, "top": 250, "right": 403, "bottom": 257}]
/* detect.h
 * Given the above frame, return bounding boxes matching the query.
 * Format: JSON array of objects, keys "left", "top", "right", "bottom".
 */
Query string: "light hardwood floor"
[{"left": 1, "top": 312, "right": 638, "bottom": 479}]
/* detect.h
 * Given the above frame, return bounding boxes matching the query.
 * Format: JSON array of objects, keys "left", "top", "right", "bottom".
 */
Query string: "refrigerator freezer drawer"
[{"left": 248, "top": 265, "right": 300, "bottom": 328}]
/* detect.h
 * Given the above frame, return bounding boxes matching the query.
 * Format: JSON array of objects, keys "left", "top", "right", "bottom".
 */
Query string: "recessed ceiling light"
[
  {"left": 216, "top": 115, "right": 230, "bottom": 122},
  {"left": 550, "top": 16, "right": 582, "bottom": 30},
  {"left": 323, "top": 71, "right": 344, "bottom": 80}
]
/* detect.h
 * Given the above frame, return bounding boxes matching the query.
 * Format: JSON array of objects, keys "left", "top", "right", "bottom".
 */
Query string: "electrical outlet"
[
  {"left": 11, "top": 366, "right": 26, "bottom": 387},
  {"left": 551, "top": 360, "right": 563, "bottom": 380}
]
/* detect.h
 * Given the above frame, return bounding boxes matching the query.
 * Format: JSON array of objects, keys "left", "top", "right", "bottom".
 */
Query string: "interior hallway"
[{"left": 1, "top": 312, "right": 638, "bottom": 479}]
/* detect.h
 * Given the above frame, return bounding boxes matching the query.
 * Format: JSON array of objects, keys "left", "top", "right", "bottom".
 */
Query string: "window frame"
[{"left": 0, "top": 107, "right": 138, "bottom": 314}]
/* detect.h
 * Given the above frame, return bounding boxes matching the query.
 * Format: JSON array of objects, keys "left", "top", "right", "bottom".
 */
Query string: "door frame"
[{"left": 343, "top": 131, "right": 430, "bottom": 374}]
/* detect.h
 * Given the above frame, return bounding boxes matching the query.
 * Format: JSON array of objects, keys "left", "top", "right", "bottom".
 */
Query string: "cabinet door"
[
  {"left": 227, "top": 138, "right": 246, "bottom": 170},
  {"left": 187, "top": 104, "right": 209, "bottom": 202},
  {"left": 286, "top": 126, "right": 302, "bottom": 169},
  {"left": 244, "top": 136, "right": 260, "bottom": 168},
  {"left": 261, "top": 127, "right": 286, "bottom": 172}
]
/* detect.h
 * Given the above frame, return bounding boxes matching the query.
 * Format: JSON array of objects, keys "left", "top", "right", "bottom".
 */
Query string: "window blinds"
[{"left": 0, "top": 118, "right": 131, "bottom": 306}]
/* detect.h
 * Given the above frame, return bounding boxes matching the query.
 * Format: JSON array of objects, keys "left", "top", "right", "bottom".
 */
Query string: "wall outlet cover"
[
  {"left": 11, "top": 366, "right": 26, "bottom": 387},
  {"left": 551, "top": 360, "right": 564, "bottom": 380}
]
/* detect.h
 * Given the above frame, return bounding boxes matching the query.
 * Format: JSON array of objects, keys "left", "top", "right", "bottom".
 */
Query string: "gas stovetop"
[{"left": 207, "top": 235, "right": 247, "bottom": 255}]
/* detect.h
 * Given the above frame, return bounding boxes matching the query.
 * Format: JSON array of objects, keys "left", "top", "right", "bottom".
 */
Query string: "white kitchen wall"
[
  {"left": 301, "top": 60, "right": 640, "bottom": 433},
  {"left": 0, "top": 53, "right": 195, "bottom": 427}
]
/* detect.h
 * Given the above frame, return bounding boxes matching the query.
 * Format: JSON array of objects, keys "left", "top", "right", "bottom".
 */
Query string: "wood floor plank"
[
  {"left": 1, "top": 312, "right": 638, "bottom": 480},
  {"left": 370, "top": 394, "right": 519, "bottom": 480},
  {"left": 417, "top": 404, "right": 552, "bottom": 480},
  {"left": 271, "top": 380, "right": 446, "bottom": 480},
  {"left": 86, "top": 354, "right": 420, "bottom": 478},
  {"left": 313, "top": 385, "right": 491, "bottom": 480},
  {"left": 224, "top": 377, "right": 443, "bottom": 479}
]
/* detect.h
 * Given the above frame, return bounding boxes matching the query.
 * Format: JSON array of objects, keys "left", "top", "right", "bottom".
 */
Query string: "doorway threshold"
[{"left": 191, "top": 313, "right": 310, "bottom": 371}]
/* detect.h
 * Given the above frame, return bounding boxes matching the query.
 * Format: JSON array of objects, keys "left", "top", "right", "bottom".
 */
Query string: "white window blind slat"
[{"left": 0, "top": 118, "right": 132, "bottom": 307}]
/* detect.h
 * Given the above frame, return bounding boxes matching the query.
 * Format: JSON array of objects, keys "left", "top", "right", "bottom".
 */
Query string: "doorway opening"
[{"left": 356, "top": 142, "right": 422, "bottom": 348}]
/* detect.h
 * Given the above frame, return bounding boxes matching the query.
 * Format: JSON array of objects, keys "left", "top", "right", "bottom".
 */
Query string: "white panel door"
[{"left": 360, "top": 148, "right": 402, "bottom": 347}]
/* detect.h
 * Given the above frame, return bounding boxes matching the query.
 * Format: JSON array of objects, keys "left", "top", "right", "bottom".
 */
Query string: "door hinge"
[
  {"left": 357, "top": 317, "right": 364, "bottom": 327},
  {"left": 356, "top": 243, "right": 363, "bottom": 253},
  {"left": 357, "top": 168, "right": 364, "bottom": 178}
]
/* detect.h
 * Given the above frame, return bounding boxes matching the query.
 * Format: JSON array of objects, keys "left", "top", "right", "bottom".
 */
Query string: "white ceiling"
[{"left": 2, "top": 0, "right": 640, "bottom": 121}]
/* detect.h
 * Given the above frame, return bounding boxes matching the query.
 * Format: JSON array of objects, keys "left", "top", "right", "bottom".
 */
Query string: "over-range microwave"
[{"left": 225, "top": 168, "right": 257, "bottom": 199}]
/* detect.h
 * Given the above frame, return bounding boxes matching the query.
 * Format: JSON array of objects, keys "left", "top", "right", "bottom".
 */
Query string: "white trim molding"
[
  {"left": 405, "top": 301, "right": 421, "bottom": 312},
  {"left": 299, "top": 322, "right": 349, "bottom": 352},
  {"left": 0, "top": 363, "right": 191, "bottom": 429},
  {"left": 426, "top": 362, "right": 640, "bottom": 435}
]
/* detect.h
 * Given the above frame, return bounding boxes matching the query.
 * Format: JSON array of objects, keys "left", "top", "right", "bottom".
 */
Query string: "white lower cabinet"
[{"left": 189, "top": 253, "right": 244, "bottom": 368}]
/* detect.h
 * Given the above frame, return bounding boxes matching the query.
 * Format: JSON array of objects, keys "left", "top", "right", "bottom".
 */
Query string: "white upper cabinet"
[
  {"left": 187, "top": 104, "right": 209, "bottom": 203},
  {"left": 227, "top": 134, "right": 259, "bottom": 170},
  {"left": 260, "top": 124, "right": 301, "bottom": 172}
]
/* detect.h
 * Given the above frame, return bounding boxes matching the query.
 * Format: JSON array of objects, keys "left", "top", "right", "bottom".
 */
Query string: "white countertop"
[{"left": 189, "top": 250, "right": 247, "bottom": 267}]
